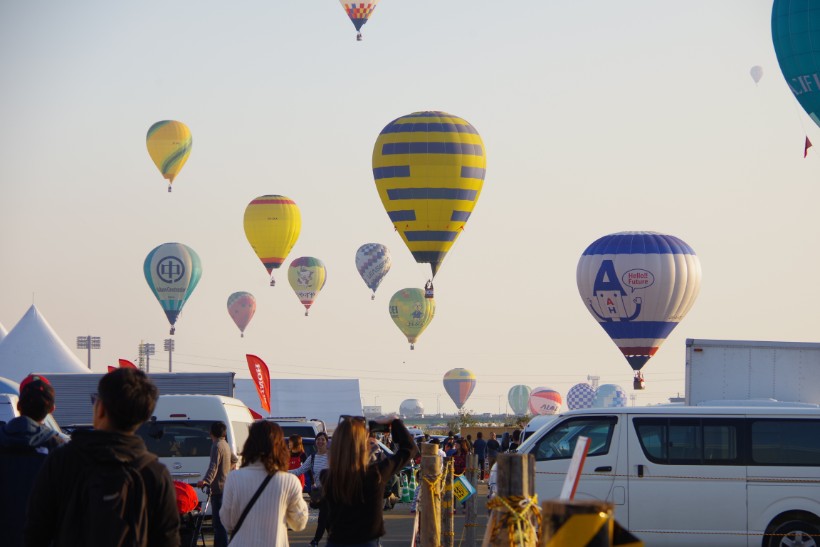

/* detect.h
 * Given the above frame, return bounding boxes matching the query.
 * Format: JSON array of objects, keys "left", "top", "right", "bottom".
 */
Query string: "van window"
[
  {"left": 136, "top": 421, "right": 214, "bottom": 458},
  {"left": 634, "top": 418, "right": 740, "bottom": 465},
  {"left": 231, "top": 421, "right": 250, "bottom": 454},
  {"left": 532, "top": 417, "right": 617, "bottom": 461},
  {"left": 751, "top": 419, "right": 820, "bottom": 466}
]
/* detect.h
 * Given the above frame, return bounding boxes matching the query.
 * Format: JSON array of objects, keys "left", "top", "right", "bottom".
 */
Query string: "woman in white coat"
[{"left": 221, "top": 421, "right": 309, "bottom": 546}]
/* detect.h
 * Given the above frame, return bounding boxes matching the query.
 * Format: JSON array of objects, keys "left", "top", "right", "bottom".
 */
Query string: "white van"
[
  {"left": 520, "top": 414, "right": 558, "bottom": 443},
  {"left": 136, "top": 395, "right": 254, "bottom": 507},
  {"left": 516, "top": 405, "right": 820, "bottom": 546}
]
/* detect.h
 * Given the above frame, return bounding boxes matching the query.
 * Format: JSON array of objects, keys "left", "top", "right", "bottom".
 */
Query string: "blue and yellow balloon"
[
  {"left": 443, "top": 368, "right": 476, "bottom": 411},
  {"left": 146, "top": 120, "right": 192, "bottom": 192},
  {"left": 144, "top": 242, "right": 202, "bottom": 334}
]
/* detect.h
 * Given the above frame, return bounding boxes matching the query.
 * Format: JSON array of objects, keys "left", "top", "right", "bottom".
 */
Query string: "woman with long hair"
[
  {"left": 220, "top": 421, "right": 308, "bottom": 546},
  {"left": 323, "top": 415, "right": 416, "bottom": 546},
  {"left": 290, "top": 431, "right": 330, "bottom": 547}
]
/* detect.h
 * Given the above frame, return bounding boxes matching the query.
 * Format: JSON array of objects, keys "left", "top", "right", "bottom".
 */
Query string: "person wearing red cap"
[{"left": 0, "top": 374, "right": 64, "bottom": 547}]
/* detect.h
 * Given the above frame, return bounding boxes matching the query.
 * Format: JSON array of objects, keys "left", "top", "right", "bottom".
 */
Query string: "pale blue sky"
[{"left": 1, "top": 1, "right": 816, "bottom": 414}]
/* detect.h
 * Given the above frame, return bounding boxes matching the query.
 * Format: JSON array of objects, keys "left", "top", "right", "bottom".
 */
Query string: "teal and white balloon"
[
  {"left": 507, "top": 385, "right": 531, "bottom": 415},
  {"left": 144, "top": 242, "right": 202, "bottom": 335},
  {"left": 592, "top": 384, "right": 628, "bottom": 408}
]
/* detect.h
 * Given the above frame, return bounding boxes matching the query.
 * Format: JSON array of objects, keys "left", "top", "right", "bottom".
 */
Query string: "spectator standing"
[
  {"left": 290, "top": 431, "right": 330, "bottom": 547},
  {"left": 323, "top": 415, "right": 416, "bottom": 546},
  {"left": 220, "top": 421, "right": 308, "bottom": 546},
  {"left": 24, "top": 368, "right": 179, "bottom": 547},
  {"left": 472, "top": 431, "right": 487, "bottom": 482},
  {"left": 486, "top": 432, "right": 501, "bottom": 473},
  {"left": 509, "top": 429, "right": 522, "bottom": 452},
  {"left": 0, "top": 374, "right": 64, "bottom": 547},
  {"left": 197, "top": 421, "right": 237, "bottom": 547}
]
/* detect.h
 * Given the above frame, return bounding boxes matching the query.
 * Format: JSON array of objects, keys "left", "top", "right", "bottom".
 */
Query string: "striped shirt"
[{"left": 290, "top": 452, "right": 329, "bottom": 487}]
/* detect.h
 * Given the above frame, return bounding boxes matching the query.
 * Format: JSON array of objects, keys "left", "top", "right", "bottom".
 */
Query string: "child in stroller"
[{"left": 176, "top": 481, "right": 211, "bottom": 547}]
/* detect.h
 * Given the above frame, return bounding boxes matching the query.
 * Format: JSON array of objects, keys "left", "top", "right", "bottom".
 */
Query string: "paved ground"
[{"left": 195, "top": 482, "right": 491, "bottom": 546}]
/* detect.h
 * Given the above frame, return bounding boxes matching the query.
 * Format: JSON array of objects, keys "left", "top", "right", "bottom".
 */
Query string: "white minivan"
[
  {"left": 136, "top": 395, "right": 254, "bottom": 507},
  {"left": 516, "top": 405, "right": 820, "bottom": 546}
]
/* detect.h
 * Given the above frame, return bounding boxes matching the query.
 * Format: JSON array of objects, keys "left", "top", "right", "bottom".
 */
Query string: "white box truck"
[{"left": 685, "top": 338, "right": 820, "bottom": 406}]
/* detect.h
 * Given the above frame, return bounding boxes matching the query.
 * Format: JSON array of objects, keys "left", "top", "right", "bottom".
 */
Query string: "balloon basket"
[
  {"left": 371, "top": 294, "right": 375, "bottom": 300},
  {"left": 304, "top": 310, "right": 309, "bottom": 317},
  {"left": 167, "top": 185, "right": 172, "bottom": 193},
  {"left": 170, "top": 327, "right": 175, "bottom": 335},
  {"left": 269, "top": 278, "right": 275, "bottom": 287},
  {"left": 410, "top": 344, "right": 415, "bottom": 350},
  {"left": 356, "top": 32, "right": 362, "bottom": 41},
  {"left": 240, "top": 333, "right": 244, "bottom": 338}
]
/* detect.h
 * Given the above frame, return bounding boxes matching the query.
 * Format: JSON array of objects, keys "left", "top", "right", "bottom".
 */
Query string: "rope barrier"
[{"left": 486, "top": 494, "right": 542, "bottom": 547}]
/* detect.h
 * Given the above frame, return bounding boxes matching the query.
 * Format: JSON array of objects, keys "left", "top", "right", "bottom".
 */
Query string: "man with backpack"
[
  {"left": 0, "top": 374, "right": 65, "bottom": 547},
  {"left": 24, "top": 368, "right": 179, "bottom": 547}
]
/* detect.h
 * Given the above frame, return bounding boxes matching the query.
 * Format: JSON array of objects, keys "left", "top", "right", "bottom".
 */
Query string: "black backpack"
[{"left": 76, "top": 456, "right": 150, "bottom": 547}]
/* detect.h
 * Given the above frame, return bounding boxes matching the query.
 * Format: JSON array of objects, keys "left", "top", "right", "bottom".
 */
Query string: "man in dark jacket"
[
  {"left": 0, "top": 374, "right": 64, "bottom": 547},
  {"left": 24, "top": 368, "right": 179, "bottom": 547}
]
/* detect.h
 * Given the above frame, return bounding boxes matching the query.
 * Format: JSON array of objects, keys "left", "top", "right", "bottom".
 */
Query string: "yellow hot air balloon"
[
  {"left": 389, "top": 288, "right": 435, "bottom": 349},
  {"left": 372, "top": 111, "right": 486, "bottom": 278},
  {"left": 146, "top": 120, "right": 192, "bottom": 192},
  {"left": 243, "top": 195, "right": 301, "bottom": 286}
]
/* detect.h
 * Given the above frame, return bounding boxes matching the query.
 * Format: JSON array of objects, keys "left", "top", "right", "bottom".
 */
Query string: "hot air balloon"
[
  {"left": 288, "top": 257, "right": 327, "bottom": 316},
  {"left": 528, "top": 387, "right": 562, "bottom": 415},
  {"left": 355, "top": 243, "right": 391, "bottom": 300},
  {"left": 507, "top": 385, "right": 531, "bottom": 416},
  {"left": 566, "top": 383, "right": 596, "bottom": 410},
  {"left": 399, "top": 399, "right": 424, "bottom": 418},
  {"left": 443, "top": 368, "right": 476, "bottom": 411},
  {"left": 243, "top": 195, "right": 301, "bottom": 286},
  {"left": 577, "top": 232, "right": 701, "bottom": 389},
  {"left": 339, "top": 0, "right": 380, "bottom": 41},
  {"left": 372, "top": 111, "right": 486, "bottom": 281},
  {"left": 388, "top": 288, "right": 435, "bottom": 349},
  {"left": 773, "top": 1, "right": 820, "bottom": 127},
  {"left": 227, "top": 292, "right": 256, "bottom": 337},
  {"left": 592, "top": 384, "right": 628, "bottom": 408},
  {"left": 146, "top": 120, "right": 192, "bottom": 192},
  {"left": 750, "top": 65, "right": 764, "bottom": 85},
  {"left": 144, "top": 242, "right": 202, "bottom": 334}
]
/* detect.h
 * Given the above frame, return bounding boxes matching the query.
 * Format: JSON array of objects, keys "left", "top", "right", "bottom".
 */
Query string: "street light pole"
[
  {"left": 76, "top": 335, "right": 101, "bottom": 370},
  {"left": 164, "top": 338, "right": 175, "bottom": 372}
]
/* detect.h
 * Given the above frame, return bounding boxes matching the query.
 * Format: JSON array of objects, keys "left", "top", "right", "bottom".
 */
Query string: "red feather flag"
[
  {"left": 246, "top": 354, "right": 271, "bottom": 415},
  {"left": 118, "top": 359, "right": 137, "bottom": 369},
  {"left": 805, "top": 136, "right": 813, "bottom": 158}
]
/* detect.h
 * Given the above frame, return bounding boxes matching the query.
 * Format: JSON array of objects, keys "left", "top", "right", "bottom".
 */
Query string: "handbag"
[
  {"left": 228, "top": 473, "right": 273, "bottom": 544},
  {"left": 308, "top": 455, "right": 322, "bottom": 509}
]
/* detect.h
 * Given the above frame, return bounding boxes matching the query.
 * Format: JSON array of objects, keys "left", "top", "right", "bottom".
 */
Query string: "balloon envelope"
[
  {"left": 389, "top": 288, "right": 435, "bottom": 349},
  {"left": 144, "top": 242, "right": 202, "bottom": 333},
  {"left": 566, "top": 383, "right": 596, "bottom": 410},
  {"left": 507, "top": 385, "right": 531, "bottom": 415},
  {"left": 243, "top": 195, "right": 301, "bottom": 284},
  {"left": 750, "top": 65, "right": 763, "bottom": 84},
  {"left": 576, "top": 231, "right": 701, "bottom": 372},
  {"left": 592, "top": 384, "right": 628, "bottom": 408},
  {"left": 399, "top": 399, "right": 424, "bottom": 417},
  {"left": 528, "top": 387, "right": 562, "bottom": 415},
  {"left": 443, "top": 368, "right": 476, "bottom": 410},
  {"left": 773, "top": 2, "right": 820, "bottom": 126},
  {"left": 146, "top": 121, "right": 192, "bottom": 188},
  {"left": 372, "top": 111, "right": 486, "bottom": 277},
  {"left": 355, "top": 243, "right": 391, "bottom": 296},
  {"left": 339, "top": 0, "right": 380, "bottom": 36},
  {"left": 227, "top": 292, "right": 256, "bottom": 336},
  {"left": 288, "top": 257, "right": 327, "bottom": 315}
]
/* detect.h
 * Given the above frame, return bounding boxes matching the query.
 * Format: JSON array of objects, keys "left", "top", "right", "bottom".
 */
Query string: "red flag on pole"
[
  {"left": 118, "top": 359, "right": 137, "bottom": 369},
  {"left": 246, "top": 354, "right": 271, "bottom": 415},
  {"left": 805, "top": 136, "right": 813, "bottom": 158}
]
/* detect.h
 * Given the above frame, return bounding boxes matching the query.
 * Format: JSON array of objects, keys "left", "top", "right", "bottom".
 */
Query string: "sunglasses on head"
[{"left": 339, "top": 415, "right": 366, "bottom": 425}]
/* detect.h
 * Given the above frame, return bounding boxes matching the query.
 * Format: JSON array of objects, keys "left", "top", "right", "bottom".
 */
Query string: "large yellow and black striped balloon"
[{"left": 372, "top": 111, "right": 486, "bottom": 277}]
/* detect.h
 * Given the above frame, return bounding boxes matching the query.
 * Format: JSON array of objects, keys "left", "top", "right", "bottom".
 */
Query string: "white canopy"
[
  {"left": 0, "top": 322, "right": 7, "bottom": 343},
  {"left": 0, "top": 305, "right": 90, "bottom": 382}
]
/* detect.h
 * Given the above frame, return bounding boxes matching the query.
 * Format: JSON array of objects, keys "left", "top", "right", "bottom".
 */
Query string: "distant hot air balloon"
[
  {"left": 507, "top": 385, "right": 531, "bottom": 416},
  {"left": 399, "top": 399, "right": 424, "bottom": 417},
  {"left": 750, "top": 65, "right": 764, "bottom": 85},
  {"left": 243, "top": 195, "right": 301, "bottom": 286},
  {"left": 389, "top": 288, "right": 435, "bottom": 349},
  {"left": 566, "top": 383, "right": 596, "bottom": 410},
  {"left": 576, "top": 232, "right": 701, "bottom": 389},
  {"left": 773, "top": 2, "right": 820, "bottom": 127},
  {"left": 146, "top": 120, "right": 192, "bottom": 192},
  {"left": 528, "top": 387, "right": 562, "bottom": 416},
  {"left": 443, "top": 368, "right": 476, "bottom": 411},
  {"left": 339, "top": 0, "right": 380, "bottom": 41},
  {"left": 144, "top": 242, "right": 202, "bottom": 334},
  {"left": 355, "top": 243, "right": 391, "bottom": 300},
  {"left": 288, "top": 257, "right": 327, "bottom": 316},
  {"left": 227, "top": 292, "right": 256, "bottom": 337},
  {"left": 592, "top": 384, "right": 628, "bottom": 408},
  {"left": 372, "top": 111, "right": 486, "bottom": 280}
]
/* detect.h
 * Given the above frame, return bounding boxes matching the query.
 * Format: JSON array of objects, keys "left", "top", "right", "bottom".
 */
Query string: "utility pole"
[{"left": 164, "top": 338, "right": 175, "bottom": 372}]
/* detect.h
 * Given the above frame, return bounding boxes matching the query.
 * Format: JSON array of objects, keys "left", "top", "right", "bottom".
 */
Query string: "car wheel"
[{"left": 766, "top": 520, "right": 820, "bottom": 547}]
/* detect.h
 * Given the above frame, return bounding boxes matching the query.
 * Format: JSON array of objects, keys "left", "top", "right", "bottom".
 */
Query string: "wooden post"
[
  {"left": 420, "top": 443, "right": 442, "bottom": 547},
  {"left": 442, "top": 457, "right": 455, "bottom": 547},
  {"left": 465, "top": 453, "right": 479, "bottom": 547},
  {"left": 482, "top": 453, "right": 537, "bottom": 547}
]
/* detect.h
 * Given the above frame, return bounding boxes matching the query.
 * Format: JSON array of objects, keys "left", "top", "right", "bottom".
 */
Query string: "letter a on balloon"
[{"left": 246, "top": 354, "right": 271, "bottom": 415}]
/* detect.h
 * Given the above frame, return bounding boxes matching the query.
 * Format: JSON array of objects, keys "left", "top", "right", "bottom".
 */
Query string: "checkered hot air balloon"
[
  {"left": 339, "top": 0, "right": 380, "bottom": 41},
  {"left": 373, "top": 111, "right": 486, "bottom": 279},
  {"left": 355, "top": 243, "right": 391, "bottom": 300},
  {"left": 566, "top": 383, "right": 596, "bottom": 410}
]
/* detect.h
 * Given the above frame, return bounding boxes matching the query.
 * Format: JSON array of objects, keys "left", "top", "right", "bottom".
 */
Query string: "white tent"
[
  {"left": 0, "top": 322, "right": 7, "bottom": 343},
  {"left": 0, "top": 305, "right": 90, "bottom": 382}
]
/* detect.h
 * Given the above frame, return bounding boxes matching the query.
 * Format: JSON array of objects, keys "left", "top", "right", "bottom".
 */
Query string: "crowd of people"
[{"left": 0, "top": 368, "right": 524, "bottom": 547}]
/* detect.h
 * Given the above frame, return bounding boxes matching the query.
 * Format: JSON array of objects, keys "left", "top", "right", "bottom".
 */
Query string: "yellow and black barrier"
[{"left": 540, "top": 500, "right": 643, "bottom": 547}]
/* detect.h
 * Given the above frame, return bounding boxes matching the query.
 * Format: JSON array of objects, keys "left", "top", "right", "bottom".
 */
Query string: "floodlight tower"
[
  {"left": 76, "top": 335, "right": 101, "bottom": 370},
  {"left": 139, "top": 342, "right": 156, "bottom": 373},
  {"left": 164, "top": 338, "right": 175, "bottom": 372}
]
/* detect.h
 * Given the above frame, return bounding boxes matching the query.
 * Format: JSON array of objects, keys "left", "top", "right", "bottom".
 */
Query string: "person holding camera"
[{"left": 322, "top": 415, "right": 416, "bottom": 547}]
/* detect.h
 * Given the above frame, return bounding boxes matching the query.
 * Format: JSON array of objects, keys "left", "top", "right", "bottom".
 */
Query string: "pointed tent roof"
[
  {"left": 0, "top": 322, "right": 7, "bottom": 344},
  {"left": 0, "top": 305, "right": 90, "bottom": 381}
]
